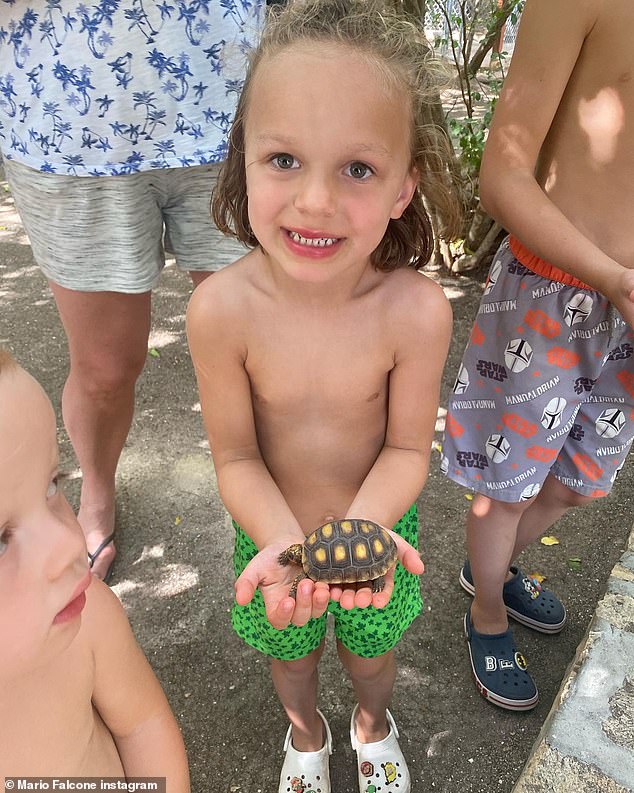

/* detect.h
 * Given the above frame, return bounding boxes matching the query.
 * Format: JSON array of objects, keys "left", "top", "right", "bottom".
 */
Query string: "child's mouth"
[
  {"left": 54, "top": 571, "right": 91, "bottom": 624},
  {"left": 288, "top": 231, "right": 340, "bottom": 248}
]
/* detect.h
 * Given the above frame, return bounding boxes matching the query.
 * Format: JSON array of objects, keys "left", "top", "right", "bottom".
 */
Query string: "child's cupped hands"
[
  {"left": 234, "top": 531, "right": 424, "bottom": 630},
  {"left": 234, "top": 539, "right": 332, "bottom": 630}
]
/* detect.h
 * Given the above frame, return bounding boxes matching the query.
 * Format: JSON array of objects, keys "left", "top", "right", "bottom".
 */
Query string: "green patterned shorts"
[{"left": 231, "top": 505, "right": 422, "bottom": 660}]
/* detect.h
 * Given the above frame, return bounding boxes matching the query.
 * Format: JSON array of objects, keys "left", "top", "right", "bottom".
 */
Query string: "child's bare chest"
[
  {"left": 246, "top": 316, "right": 393, "bottom": 413},
  {"left": 1, "top": 654, "right": 122, "bottom": 774}
]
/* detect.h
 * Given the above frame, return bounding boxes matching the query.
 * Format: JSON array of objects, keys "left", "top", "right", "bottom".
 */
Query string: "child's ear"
[{"left": 390, "top": 167, "right": 418, "bottom": 220}]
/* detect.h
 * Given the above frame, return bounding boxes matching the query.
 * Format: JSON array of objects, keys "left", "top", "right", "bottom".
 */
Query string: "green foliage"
[{"left": 425, "top": 0, "right": 524, "bottom": 179}]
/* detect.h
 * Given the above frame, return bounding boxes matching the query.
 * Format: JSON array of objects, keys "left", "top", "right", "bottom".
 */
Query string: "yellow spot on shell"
[
  {"left": 373, "top": 538, "right": 385, "bottom": 555},
  {"left": 334, "top": 544, "right": 347, "bottom": 562},
  {"left": 314, "top": 548, "right": 328, "bottom": 564},
  {"left": 360, "top": 522, "right": 372, "bottom": 534},
  {"left": 320, "top": 523, "right": 333, "bottom": 538},
  {"left": 353, "top": 542, "right": 368, "bottom": 560},
  {"left": 340, "top": 520, "right": 353, "bottom": 534}
]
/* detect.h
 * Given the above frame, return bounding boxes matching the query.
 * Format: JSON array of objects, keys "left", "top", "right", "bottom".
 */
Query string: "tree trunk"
[
  {"left": 452, "top": 219, "right": 503, "bottom": 273},
  {"left": 400, "top": 0, "right": 427, "bottom": 22},
  {"left": 467, "top": 0, "right": 518, "bottom": 76}
]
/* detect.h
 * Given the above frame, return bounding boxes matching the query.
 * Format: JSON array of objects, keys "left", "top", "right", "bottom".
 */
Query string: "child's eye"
[
  {"left": 346, "top": 162, "right": 373, "bottom": 180},
  {"left": 47, "top": 476, "right": 59, "bottom": 498},
  {"left": 0, "top": 528, "right": 12, "bottom": 557},
  {"left": 271, "top": 153, "right": 299, "bottom": 170}
]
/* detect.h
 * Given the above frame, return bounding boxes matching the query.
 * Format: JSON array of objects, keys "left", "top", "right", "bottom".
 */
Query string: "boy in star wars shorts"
[
  {"left": 441, "top": 0, "right": 634, "bottom": 713},
  {"left": 443, "top": 237, "right": 634, "bottom": 711}
]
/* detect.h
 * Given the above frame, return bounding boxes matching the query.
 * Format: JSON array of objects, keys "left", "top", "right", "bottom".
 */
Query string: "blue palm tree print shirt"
[{"left": 0, "top": 0, "right": 263, "bottom": 176}]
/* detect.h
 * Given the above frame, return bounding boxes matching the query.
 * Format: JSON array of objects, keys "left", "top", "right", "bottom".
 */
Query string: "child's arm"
[
  {"left": 86, "top": 581, "right": 190, "bottom": 790},
  {"left": 332, "top": 272, "right": 452, "bottom": 609},
  {"left": 479, "top": 0, "right": 634, "bottom": 328},
  {"left": 186, "top": 277, "right": 331, "bottom": 628}
]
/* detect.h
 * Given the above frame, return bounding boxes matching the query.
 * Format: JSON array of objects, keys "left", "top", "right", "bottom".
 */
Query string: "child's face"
[
  {"left": 244, "top": 43, "right": 417, "bottom": 284},
  {"left": 0, "top": 367, "right": 90, "bottom": 678}
]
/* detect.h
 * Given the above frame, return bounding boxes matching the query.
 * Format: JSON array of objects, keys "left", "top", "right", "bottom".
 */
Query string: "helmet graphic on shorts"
[
  {"left": 504, "top": 338, "right": 533, "bottom": 373},
  {"left": 453, "top": 363, "right": 469, "bottom": 394},
  {"left": 520, "top": 483, "right": 542, "bottom": 500},
  {"left": 541, "top": 396, "right": 567, "bottom": 430},
  {"left": 484, "top": 259, "right": 503, "bottom": 296},
  {"left": 611, "top": 459, "right": 625, "bottom": 483},
  {"left": 595, "top": 408, "right": 626, "bottom": 438},
  {"left": 485, "top": 434, "right": 511, "bottom": 463},
  {"left": 564, "top": 293, "right": 594, "bottom": 327}
]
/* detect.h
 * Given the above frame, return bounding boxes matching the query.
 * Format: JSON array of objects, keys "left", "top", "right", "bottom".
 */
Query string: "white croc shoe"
[
  {"left": 350, "top": 705, "right": 411, "bottom": 793},
  {"left": 278, "top": 709, "right": 333, "bottom": 793}
]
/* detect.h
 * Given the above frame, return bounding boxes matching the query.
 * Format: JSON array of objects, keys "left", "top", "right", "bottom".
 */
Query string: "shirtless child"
[
  {"left": 443, "top": 0, "right": 634, "bottom": 710},
  {"left": 187, "top": 1, "right": 458, "bottom": 788},
  {"left": 0, "top": 349, "right": 189, "bottom": 786}
]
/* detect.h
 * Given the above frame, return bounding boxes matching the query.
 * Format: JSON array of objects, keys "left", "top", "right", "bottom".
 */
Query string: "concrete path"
[{"left": 1, "top": 168, "right": 632, "bottom": 792}]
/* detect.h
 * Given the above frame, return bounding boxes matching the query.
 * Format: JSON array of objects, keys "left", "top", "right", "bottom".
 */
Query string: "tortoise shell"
[{"left": 302, "top": 519, "right": 397, "bottom": 585}]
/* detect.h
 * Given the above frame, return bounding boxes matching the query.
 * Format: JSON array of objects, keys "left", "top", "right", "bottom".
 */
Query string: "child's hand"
[
  {"left": 618, "top": 268, "right": 634, "bottom": 330},
  {"left": 235, "top": 541, "right": 331, "bottom": 630},
  {"left": 328, "top": 530, "right": 424, "bottom": 610},
  {"left": 607, "top": 267, "right": 634, "bottom": 330}
]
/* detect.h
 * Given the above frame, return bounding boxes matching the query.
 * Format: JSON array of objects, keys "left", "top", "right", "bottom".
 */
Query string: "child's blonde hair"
[{"left": 212, "top": 0, "right": 462, "bottom": 271}]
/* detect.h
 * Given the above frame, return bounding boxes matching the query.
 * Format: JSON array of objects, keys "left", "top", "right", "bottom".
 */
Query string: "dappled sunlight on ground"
[{"left": 147, "top": 328, "right": 182, "bottom": 349}]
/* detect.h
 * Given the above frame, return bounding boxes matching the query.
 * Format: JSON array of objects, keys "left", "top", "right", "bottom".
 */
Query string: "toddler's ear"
[{"left": 390, "top": 167, "right": 418, "bottom": 220}]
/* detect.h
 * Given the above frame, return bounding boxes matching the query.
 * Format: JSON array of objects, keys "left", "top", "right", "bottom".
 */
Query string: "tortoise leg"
[
  {"left": 372, "top": 575, "right": 386, "bottom": 593},
  {"left": 289, "top": 572, "right": 308, "bottom": 599},
  {"left": 278, "top": 544, "right": 304, "bottom": 566}
]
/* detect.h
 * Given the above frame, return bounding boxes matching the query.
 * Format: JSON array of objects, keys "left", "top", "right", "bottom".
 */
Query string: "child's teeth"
[{"left": 290, "top": 231, "right": 337, "bottom": 247}]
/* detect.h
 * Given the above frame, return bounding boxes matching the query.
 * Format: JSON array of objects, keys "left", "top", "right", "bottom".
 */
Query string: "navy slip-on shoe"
[
  {"left": 460, "top": 560, "right": 566, "bottom": 634},
  {"left": 464, "top": 609, "right": 538, "bottom": 711}
]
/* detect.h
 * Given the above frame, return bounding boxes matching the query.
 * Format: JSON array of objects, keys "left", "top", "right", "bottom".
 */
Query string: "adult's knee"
[{"left": 69, "top": 349, "right": 146, "bottom": 400}]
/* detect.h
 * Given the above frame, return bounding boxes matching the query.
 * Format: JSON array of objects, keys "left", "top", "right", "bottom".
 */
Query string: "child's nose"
[
  {"left": 293, "top": 171, "right": 337, "bottom": 217},
  {"left": 41, "top": 504, "right": 88, "bottom": 580}
]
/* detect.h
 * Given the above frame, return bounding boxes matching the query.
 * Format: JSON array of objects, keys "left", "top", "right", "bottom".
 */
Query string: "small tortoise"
[{"left": 278, "top": 519, "right": 397, "bottom": 597}]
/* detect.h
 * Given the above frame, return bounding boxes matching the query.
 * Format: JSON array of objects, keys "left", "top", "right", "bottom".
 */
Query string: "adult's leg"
[
  {"left": 50, "top": 283, "right": 151, "bottom": 579},
  {"left": 189, "top": 270, "right": 213, "bottom": 288},
  {"left": 271, "top": 644, "right": 325, "bottom": 751},
  {"left": 338, "top": 643, "right": 395, "bottom": 743}
]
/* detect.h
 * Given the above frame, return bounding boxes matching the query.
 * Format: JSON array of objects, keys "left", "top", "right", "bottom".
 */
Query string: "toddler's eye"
[
  {"left": 271, "top": 153, "right": 298, "bottom": 170},
  {"left": 347, "top": 162, "right": 372, "bottom": 180},
  {"left": 47, "top": 476, "right": 59, "bottom": 498}
]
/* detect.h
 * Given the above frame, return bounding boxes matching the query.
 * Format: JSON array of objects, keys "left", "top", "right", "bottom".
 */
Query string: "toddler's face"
[
  {"left": 243, "top": 42, "right": 416, "bottom": 285},
  {"left": 0, "top": 367, "right": 89, "bottom": 678}
]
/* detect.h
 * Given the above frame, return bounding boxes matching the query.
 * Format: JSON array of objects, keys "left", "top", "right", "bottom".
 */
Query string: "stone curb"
[{"left": 513, "top": 524, "right": 634, "bottom": 793}]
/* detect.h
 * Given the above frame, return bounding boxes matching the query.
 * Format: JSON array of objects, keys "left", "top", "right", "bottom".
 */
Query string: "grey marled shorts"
[{"left": 3, "top": 158, "right": 247, "bottom": 293}]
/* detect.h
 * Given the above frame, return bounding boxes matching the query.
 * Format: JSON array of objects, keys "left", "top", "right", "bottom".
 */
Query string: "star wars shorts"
[
  {"left": 231, "top": 505, "right": 422, "bottom": 660},
  {"left": 442, "top": 236, "right": 634, "bottom": 502},
  {"left": 3, "top": 158, "right": 246, "bottom": 293}
]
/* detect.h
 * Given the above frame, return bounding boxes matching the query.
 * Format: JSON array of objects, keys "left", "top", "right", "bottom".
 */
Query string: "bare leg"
[
  {"left": 337, "top": 642, "right": 395, "bottom": 742},
  {"left": 512, "top": 473, "right": 595, "bottom": 559},
  {"left": 189, "top": 270, "right": 213, "bottom": 288},
  {"left": 468, "top": 476, "right": 595, "bottom": 634},
  {"left": 50, "top": 283, "right": 151, "bottom": 579},
  {"left": 467, "top": 495, "right": 528, "bottom": 635},
  {"left": 271, "top": 644, "right": 325, "bottom": 752}
]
